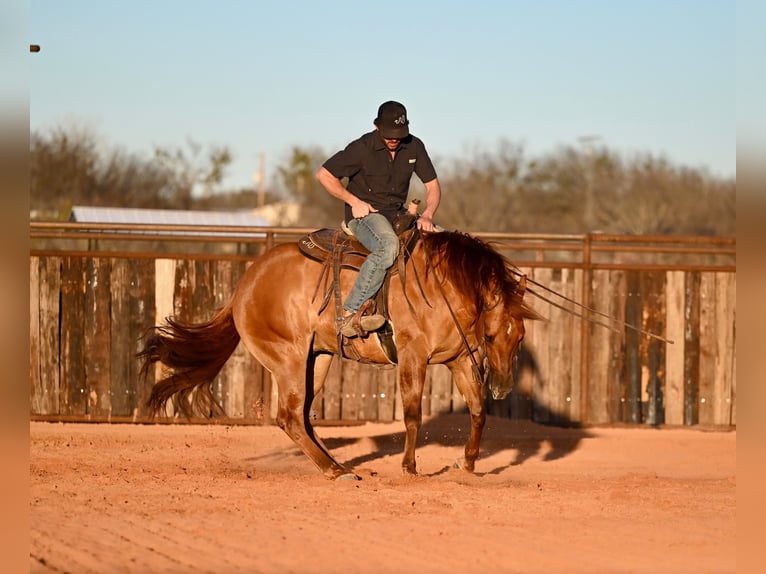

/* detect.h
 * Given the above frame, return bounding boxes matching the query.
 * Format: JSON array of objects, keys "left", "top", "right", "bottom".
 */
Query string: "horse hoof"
[
  {"left": 336, "top": 472, "right": 361, "bottom": 481},
  {"left": 453, "top": 457, "right": 475, "bottom": 472}
]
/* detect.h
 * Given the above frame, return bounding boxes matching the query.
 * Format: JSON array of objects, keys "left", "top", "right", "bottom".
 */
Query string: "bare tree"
[
  {"left": 437, "top": 140, "right": 527, "bottom": 231},
  {"left": 30, "top": 124, "right": 735, "bottom": 236},
  {"left": 275, "top": 146, "right": 338, "bottom": 227},
  {"left": 153, "top": 139, "right": 232, "bottom": 208}
]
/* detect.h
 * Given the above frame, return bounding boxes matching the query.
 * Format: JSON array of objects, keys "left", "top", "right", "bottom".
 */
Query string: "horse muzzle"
[{"left": 487, "top": 372, "right": 513, "bottom": 401}]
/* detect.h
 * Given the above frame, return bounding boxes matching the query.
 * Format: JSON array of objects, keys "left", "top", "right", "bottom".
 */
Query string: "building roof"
[{"left": 69, "top": 206, "right": 270, "bottom": 236}]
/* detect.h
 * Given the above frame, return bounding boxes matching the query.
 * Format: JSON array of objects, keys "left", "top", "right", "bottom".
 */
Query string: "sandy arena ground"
[{"left": 29, "top": 415, "right": 735, "bottom": 573}]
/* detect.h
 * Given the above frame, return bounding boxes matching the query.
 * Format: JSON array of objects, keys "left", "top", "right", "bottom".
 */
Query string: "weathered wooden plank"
[
  {"left": 427, "top": 364, "right": 453, "bottom": 414},
  {"left": 498, "top": 265, "right": 539, "bottom": 419},
  {"left": 131, "top": 259, "right": 159, "bottom": 417},
  {"left": 623, "top": 270, "right": 642, "bottom": 423},
  {"left": 698, "top": 272, "right": 716, "bottom": 425},
  {"left": 35, "top": 257, "right": 61, "bottom": 415},
  {"left": 83, "top": 258, "right": 112, "bottom": 419},
  {"left": 509, "top": 343, "right": 536, "bottom": 420},
  {"left": 340, "top": 360, "right": 362, "bottom": 420},
  {"left": 683, "top": 272, "right": 701, "bottom": 425},
  {"left": 269, "top": 365, "right": 280, "bottom": 422},
  {"left": 154, "top": 259, "right": 176, "bottom": 324},
  {"left": 730, "top": 338, "right": 737, "bottom": 426},
  {"left": 529, "top": 267, "right": 551, "bottom": 423},
  {"left": 664, "top": 271, "right": 686, "bottom": 425},
  {"left": 713, "top": 272, "right": 736, "bottom": 426},
  {"left": 109, "top": 259, "right": 133, "bottom": 417},
  {"left": 544, "top": 267, "right": 578, "bottom": 424},
  {"left": 641, "top": 270, "right": 666, "bottom": 426},
  {"left": 166, "top": 258, "right": 196, "bottom": 417},
  {"left": 214, "top": 260, "right": 244, "bottom": 418},
  {"left": 152, "top": 258, "right": 175, "bottom": 417},
  {"left": 448, "top": 365, "right": 467, "bottom": 414},
  {"left": 421, "top": 367, "right": 433, "bottom": 417},
  {"left": 545, "top": 268, "right": 566, "bottom": 423},
  {"left": 192, "top": 259, "right": 224, "bottom": 411},
  {"left": 109, "top": 258, "right": 156, "bottom": 418},
  {"left": 173, "top": 259, "right": 195, "bottom": 323},
  {"left": 60, "top": 256, "right": 87, "bottom": 415},
  {"left": 191, "top": 260, "right": 214, "bottom": 323},
  {"left": 393, "top": 369, "right": 404, "bottom": 421},
  {"left": 322, "top": 356, "right": 342, "bottom": 420},
  {"left": 357, "top": 364, "right": 378, "bottom": 420},
  {"left": 376, "top": 365, "right": 397, "bottom": 421},
  {"left": 569, "top": 268, "right": 583, "bottom": 422},
  {"left": 29, "top": 257, "right": 42, "bottom": 414},
  {"left": 587, "top": 269, "right": 626, "bottom": 425},
  {"left": 605, "top": 270, "right": 627, "bottom": 424},
  {"left": 586, "top": 270, "right": 611, "bottom": 424}
]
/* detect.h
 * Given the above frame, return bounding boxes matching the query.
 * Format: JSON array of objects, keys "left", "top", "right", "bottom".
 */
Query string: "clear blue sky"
[{"left": 30, "top": 0, "right": 736, "bottom": 191}]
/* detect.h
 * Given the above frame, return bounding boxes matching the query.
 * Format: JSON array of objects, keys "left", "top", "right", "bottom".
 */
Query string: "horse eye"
[{"left": 484, "top": 334, "right": 494, "bottom": 344}]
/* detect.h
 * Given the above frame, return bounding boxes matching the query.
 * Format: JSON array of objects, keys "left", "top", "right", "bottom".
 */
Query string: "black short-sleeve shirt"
[{"left": 322, "top": 130, "right": 438, "bottom": 223}]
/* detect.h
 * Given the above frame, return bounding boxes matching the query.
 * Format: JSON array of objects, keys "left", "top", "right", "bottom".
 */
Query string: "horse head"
[
  {"left": 479, "top": 275, "right": 530, "bottom": 400},
  {"left": 419, "top": 232, "right": 541, "bottom": 401}
]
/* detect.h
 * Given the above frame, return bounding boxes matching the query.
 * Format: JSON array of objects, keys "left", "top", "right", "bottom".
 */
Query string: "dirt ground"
[{"left": 29, "top": 415, "right": 735, "bottom": 574}]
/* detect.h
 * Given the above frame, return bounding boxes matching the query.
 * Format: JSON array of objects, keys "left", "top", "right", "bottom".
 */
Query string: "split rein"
[
  {"left": 416, "top": 232, "right": 674, "bottom": 381},
  {"left": 407, "top": 229, "right": 674, "bottom": 392},
  {"left": 506, "top": 267, "right": 674, "bottom": 345}
]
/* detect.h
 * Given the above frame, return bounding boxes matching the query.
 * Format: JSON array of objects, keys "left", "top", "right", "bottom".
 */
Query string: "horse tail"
[{"left": 138, "top": 303, "right": 240, "bottom": 418}]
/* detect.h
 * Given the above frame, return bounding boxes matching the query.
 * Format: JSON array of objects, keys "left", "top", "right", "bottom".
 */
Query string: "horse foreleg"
[
  {"left": 397, "top": 358, "right": 427, "bottom": 475},
  {"left": 449, "top": 360, "right": 486, "bottom": 473}
]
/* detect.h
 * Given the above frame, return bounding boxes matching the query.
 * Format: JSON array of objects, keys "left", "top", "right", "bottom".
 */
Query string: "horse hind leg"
[{"left": 273, "top": 356, "right": 358, "bottom": 480}]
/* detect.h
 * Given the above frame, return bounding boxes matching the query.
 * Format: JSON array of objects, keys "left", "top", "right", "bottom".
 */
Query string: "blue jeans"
[{"left": 345, "top": 213, "right": 400, "bottom": 313}]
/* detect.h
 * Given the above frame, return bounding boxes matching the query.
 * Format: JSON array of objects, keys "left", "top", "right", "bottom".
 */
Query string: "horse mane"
[{"left": 422, "top": 231, "right": 536, "bottom": 318}]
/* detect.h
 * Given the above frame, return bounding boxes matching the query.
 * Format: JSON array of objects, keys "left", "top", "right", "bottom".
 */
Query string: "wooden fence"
[{"left": 29, "top": 223, "right": 736, "bottom": 428}]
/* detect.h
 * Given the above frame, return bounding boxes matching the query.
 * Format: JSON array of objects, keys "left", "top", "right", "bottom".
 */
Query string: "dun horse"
[{"left": 138, "top": 230, "right": 538, "bottom": 480}]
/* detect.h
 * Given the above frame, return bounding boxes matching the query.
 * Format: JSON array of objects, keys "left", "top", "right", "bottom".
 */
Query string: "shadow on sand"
[
  {"left": 317, "top": 411, "right": 592, "bottom": 478},
  {"left": 248, "top": 347, "right": 592, "bottom": 477}
]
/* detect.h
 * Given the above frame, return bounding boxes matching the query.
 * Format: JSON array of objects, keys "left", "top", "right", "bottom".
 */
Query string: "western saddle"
[{"left": 297, "top": 219, "right": 421, "bottom": 363}]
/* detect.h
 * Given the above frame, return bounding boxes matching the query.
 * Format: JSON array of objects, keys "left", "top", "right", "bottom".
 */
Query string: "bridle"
[{"left": 418, "top": 234, "right": 511, "bottom": 387}]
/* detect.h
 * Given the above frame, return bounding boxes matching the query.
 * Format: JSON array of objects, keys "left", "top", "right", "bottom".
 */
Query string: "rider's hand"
[
  {"left": 417, "top": 215, "right": 436, "bottom": 232},
  {"left": 351, "top": 201, "right": 378, "bottom": 219}
]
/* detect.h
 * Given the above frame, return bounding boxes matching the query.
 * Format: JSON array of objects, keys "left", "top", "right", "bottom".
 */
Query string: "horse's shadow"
[
  {"left": 245, "top": 408, "right": 591, "bottom": 478},
  {"left": 318, "top": 409, "right": 591, "bottom": 478},
  {"left": 320, "top": 345, "right": 591, "bottom": 477}
]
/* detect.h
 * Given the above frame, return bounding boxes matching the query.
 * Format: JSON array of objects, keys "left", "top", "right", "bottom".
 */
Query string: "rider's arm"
[
  {"left": 316, "top": 167, "right": 377, "bottom": 219},
  {"left": 418, "top": 178, "right": 441, "bottom": 231}
]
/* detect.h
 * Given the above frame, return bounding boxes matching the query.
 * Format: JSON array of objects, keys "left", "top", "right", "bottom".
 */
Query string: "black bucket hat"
[{"left": 374, "top": 101, "right": 409, "bottom": 139}]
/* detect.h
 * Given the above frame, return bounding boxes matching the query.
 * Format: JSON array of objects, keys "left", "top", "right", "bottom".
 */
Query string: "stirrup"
[{"left": 337, "top": 313, "right": 385, "bottom": 338}]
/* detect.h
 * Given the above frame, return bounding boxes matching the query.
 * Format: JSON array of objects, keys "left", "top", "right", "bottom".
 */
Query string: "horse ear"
[{"left": 518, "top": 274, "right": 527, "bottom": 295}]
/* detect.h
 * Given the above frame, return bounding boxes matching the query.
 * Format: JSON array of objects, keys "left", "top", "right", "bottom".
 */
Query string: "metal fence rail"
[{"left": 29, "top": 222, "right": 736, "bottom": 428}]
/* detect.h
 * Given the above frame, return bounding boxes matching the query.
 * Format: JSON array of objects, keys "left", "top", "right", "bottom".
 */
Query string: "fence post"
[{"left": 578, "top": 234, "right": 592, "bottom": 424}]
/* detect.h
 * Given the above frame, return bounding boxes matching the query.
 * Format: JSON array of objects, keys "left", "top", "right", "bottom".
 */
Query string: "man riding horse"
[{"left": 316, "top": 100, "right": 442, "bottom": 338}]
